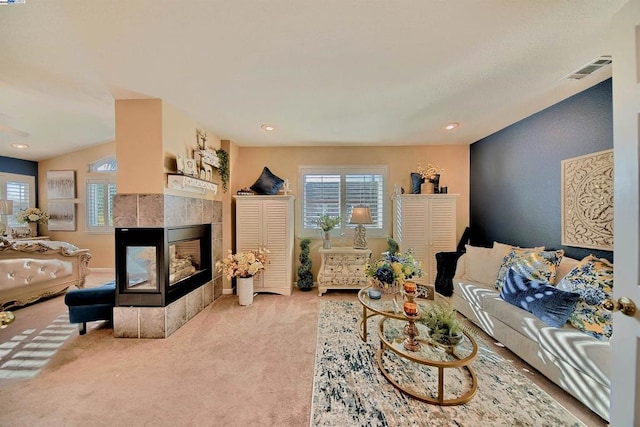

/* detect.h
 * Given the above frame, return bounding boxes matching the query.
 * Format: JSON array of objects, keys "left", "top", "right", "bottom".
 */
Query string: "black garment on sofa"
[
  {"left": 434, "top": 227, "right": 473, "bottom": 296},
  {"left": 434, "top": 251, "right": 463, "bottom": 296}
]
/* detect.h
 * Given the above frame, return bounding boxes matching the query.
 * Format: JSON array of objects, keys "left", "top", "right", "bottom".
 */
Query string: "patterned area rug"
[{"left": 311, "top": 301, "right": 584, "bottom": 427}]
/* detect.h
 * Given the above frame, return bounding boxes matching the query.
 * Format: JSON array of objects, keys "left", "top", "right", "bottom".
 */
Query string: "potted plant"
[
  {"left": 297, "top": 238, "right": 313, "bottom": 291},
  {"left": 419, "top": 303, "right": 464, "bottom": 346},
  {"left": 317, "top": 214, "right": 341, "bottom": 249}
]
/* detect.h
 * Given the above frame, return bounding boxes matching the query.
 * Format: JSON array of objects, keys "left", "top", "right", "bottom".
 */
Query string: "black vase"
[{"left": 430, "top": 174, "right": 440, "bottom": 194}]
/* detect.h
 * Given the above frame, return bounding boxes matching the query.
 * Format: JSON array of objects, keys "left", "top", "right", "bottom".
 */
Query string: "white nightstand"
[{"left": 317, "top": 247, "right": 372, "bottom": 296}]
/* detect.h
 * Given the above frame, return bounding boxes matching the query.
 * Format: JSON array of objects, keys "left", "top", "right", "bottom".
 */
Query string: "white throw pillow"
[{"left": 462, "top": 244, "right": 511, "bottom": 286}]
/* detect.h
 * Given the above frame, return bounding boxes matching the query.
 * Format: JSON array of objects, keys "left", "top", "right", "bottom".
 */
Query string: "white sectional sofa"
[{"left": 449, "top": 244, "right": 611, "bottom": 422}]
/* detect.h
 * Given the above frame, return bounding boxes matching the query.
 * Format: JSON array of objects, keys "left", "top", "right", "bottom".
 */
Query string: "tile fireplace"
[{"left": 113, "top": 194, "right": 222, "bottom": 338}]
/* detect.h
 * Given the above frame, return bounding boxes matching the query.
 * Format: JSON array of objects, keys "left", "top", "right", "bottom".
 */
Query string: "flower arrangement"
[
  {"left": 216, "top": 248, "right": 269, "bottom": 279},
  {"left": 15, "top": 207, "right": 49, "bottom": 224},
  {"left": 317, "top": 214, "right": 341, "bottom": 232},
  {"left": 417, "top": 163, "right": 444, "bottom": 182},
  {"left": 366, "top": 250, "right": 423, "bottom": 291}
]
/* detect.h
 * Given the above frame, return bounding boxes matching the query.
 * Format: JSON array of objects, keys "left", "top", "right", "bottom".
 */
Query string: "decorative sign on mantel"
[
  {"left": 168, "top": 174, "right": 218, "bottom": 195},
  {"left": 172, "top": 128, "right": 229, "bottom": 193},
  {"left": 561, "top": 149, "right": 613, "bottom": 250}
]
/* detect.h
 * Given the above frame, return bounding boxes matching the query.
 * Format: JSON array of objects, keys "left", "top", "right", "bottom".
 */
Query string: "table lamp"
[{"left": 350, "top": 205, "right": 372, "bottom": 249}]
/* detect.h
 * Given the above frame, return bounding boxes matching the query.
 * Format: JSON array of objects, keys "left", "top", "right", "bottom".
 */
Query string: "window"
[
  {"left": 299, "top": 165, "right": 387, "bottom": 237},
  {"left": 0, "top": 173, "right": 35, "bottom": 229},
  {"left": 86, "top": 157, "right": 117, "bottom": 233}
]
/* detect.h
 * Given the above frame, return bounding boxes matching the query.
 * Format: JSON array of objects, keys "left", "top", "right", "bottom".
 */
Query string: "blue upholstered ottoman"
[{"left": 64, "top": 281, "right": 116, "bottom": 335}]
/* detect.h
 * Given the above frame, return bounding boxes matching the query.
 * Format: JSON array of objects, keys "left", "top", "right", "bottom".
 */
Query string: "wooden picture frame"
[
  {"left": 48, "top": 202, "right": 76, "bottom": 231},
  {"left": 47, "top": 170, "right": 76, "bottom": 199}
]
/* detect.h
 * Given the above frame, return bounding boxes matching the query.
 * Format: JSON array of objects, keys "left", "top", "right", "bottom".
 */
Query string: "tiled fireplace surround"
[{"left": 112, "top": 194, "right": 223, "bottom": 338}]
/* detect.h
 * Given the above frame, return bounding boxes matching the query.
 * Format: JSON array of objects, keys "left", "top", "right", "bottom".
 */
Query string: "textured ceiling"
[{"left": 0, "top": 0, "right": 625, "bottom": 161}]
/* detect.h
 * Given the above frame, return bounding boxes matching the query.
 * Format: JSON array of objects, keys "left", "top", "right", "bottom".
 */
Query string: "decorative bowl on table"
[{"left": 368, "top": 288, "right": 382, "bottom": 299}]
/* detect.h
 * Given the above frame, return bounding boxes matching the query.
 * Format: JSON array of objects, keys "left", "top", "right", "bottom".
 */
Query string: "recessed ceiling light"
[
  {"left": 11, "top": 143, "right": 29, "bottom": 149},
  {"left": 442, "top": 122, "right": 459, "bottom": 131},
  {"left": 261, "top": 124, "right": 275, "bottom": 131}
]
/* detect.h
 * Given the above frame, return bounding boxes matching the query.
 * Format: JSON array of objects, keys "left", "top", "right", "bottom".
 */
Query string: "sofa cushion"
[
  {"left": 557, "top": 255, "right": 614, "bottom": 341},
  {"left": 249, "top": 166, "right": 284, "bottom": 195},
  {"left": 482, "top": 293, "right": 545, "bottom": 341},
  {"left": 461, "top": 243, "right": 511, "bottom": 286},
  {"left": 537, "top": 325, "right": 611, "bottom": 387},
  {"left": 495, "top": 248, "right": 564, "bottom": 291},
  {"left": 500, "top": 270, "right": 579, "bottom": 328},
  {"left": 453, "top": 279, "right": 499, "bottom": 312},
  {"left": 553, "top": 256, "right": 580, "bottom": 285}
]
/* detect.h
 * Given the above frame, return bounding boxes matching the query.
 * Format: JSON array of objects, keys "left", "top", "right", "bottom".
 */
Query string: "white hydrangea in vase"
[{"left": 15, "top": 207, "right": 49, "bottom": 237}]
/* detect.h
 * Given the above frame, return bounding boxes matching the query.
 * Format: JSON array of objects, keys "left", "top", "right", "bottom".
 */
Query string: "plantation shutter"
[
  {"left": 300, "top": 166, "right": 387, "bottom": 236},
  {"left": 345, "top": 174, "right": 384, "bottom": 230},
  {"left": 86, "top": 177, "right": 116, "bottom": 231},
  {"left": 6, "top": 180, "right": 30, "bottom": 227},
  {"left": 303, "top": 174, "right": 341, "bottom": 229}
]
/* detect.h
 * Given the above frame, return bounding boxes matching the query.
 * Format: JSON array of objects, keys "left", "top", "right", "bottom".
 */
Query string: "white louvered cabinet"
[
  {"left": 393, "top": 194, "right": 457, "bottom": 286},
  {"left": 234, "top": 195, "right": 295, "bottom": 296}
]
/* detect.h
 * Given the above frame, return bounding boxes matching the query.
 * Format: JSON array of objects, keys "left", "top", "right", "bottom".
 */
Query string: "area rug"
[{"left": 311, "top": 301, "right": 584, "bottom": 427}]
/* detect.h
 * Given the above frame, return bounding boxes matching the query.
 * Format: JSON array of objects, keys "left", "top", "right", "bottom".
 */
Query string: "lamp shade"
[
  {"left": 0, "top": 200, "right": 13, "bottom": 215},
  {"left": 350, "top": 205, "right": 372, "bottom": 225}
]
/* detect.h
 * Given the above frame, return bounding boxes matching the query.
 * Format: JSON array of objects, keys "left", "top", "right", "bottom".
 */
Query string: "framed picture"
[
  {"left": 48, "top": 202, "right": 76, "bottom": 231},
  {"left": 561, "top": 149, "right": 613, "bottom": 250},
  {"left": 47, "top": 170, "right": 76, "bottom": 199},
  {"left": 183, "top": 158, "right": 198, "bottom": 177}
]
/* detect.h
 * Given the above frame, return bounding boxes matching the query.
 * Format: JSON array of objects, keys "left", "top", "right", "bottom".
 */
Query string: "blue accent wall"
[
  {"left": 470, "top": 79, "right": 613, "bottom": 262},
  {"left": 0, "top": 155, "right": 39, "bottom": 203}
]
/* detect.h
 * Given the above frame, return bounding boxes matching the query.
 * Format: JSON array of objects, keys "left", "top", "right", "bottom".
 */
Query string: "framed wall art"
[
  {"left": 47, "top": 170, "right": 76, "bottom": 199},
  {"left": 561, "top": 149, "right": 613, "bottom": 250},
  {"left": 48, "top": 202, "right": 76, "bottom": 231}
]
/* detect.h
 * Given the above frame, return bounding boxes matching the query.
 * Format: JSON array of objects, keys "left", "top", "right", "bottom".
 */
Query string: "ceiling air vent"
[{"left": 565, "top": 56, "right": 612, "bottom": 80}]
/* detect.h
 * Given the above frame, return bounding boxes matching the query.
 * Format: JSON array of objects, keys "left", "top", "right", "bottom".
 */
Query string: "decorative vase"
[
  {"left": 28, "top": 223, "right": 37, "bottom": 237},
  {"left": 430, "top": 174, "right": 441, "bottom": 194},
  {"left": 322, "top": 231, "right": 331, "bottom": 249},
  {"left": 237, "top": 276, "right": 254, "bottom": 306}
]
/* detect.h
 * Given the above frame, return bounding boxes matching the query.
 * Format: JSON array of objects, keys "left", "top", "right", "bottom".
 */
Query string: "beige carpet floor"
[{"left": 0, "top": 273, "right": 606, "bottom": 426}]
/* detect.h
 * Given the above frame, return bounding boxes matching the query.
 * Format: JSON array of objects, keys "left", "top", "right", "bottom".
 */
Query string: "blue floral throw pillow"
[
  {"left": 500, "top": 269, "right": 579, "bottom": 328},
  {"left": 495, "top": 248, "right": 564, "bottom": 292},
  {"left": 557, "top": 255, "right": 614, "bottom": 340}
]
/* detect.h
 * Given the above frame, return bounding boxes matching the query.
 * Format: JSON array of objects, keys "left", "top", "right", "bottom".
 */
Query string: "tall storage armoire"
[
  {"left": 234, "top": 195, "right": 294, "bottom": 296},
  {"left": 393, "top": 194, "right": 457, "bottom": 286}
]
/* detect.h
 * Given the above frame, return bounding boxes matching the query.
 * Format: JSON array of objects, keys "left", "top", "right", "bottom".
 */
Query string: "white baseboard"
[{"left": 222, "top": 288, "right": 234, "bottom": 295}]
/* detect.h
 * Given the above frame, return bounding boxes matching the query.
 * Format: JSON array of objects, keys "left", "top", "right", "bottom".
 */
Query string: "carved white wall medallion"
[{"left": 561, "top": 149, "right": 613, "bottom": 250}]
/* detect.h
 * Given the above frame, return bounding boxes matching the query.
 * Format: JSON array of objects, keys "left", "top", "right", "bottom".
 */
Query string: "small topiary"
[
  {"left": 387, "top": 237, "right": 399, "bottom": 255},
  {"left": 297, "top": 238, "right": 313, "bottom": 291}
]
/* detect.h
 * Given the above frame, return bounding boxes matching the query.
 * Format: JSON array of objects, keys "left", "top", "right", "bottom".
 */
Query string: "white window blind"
[
  {"left": 299, "top": 166, "right": 387, "bottom": 236},
  {"left": 86, "top": 178, "right": 116, "bottom": 232},
  {"left": 86, "top": 156, "right": 117, "bottom": 233},
  {"left": 0, "top": 173, "right": 35, "bottom": 228}
]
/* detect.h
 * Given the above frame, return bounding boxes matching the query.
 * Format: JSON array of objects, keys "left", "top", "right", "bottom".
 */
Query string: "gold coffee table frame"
[
  {"left": 357, "top": 286, "right": 446, "bottom": 342},
  {"left": 376, "top": 316, "right": 479, "bottom": 406}
]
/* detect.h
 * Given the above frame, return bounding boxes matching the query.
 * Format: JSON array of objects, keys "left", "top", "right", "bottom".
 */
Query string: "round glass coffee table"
[
  {"left": 357, "top": 286, "right": 446, "bottom": 342},
  {"left": 376, "top": 316, "right": 478, "bottom": 405}
]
